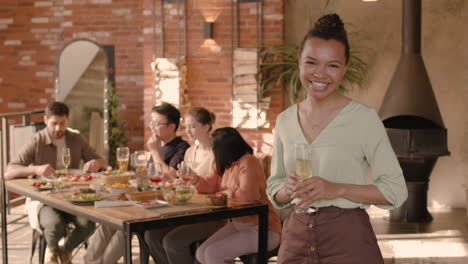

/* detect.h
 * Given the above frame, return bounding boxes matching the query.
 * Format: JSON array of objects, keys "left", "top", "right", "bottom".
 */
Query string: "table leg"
[
  {"left": 1, "top": 179, "right": 8, "bottom": 264},
  {"left": 124, "top": 223, "right": 132, "bottom": 264},
  {"left": 135, "top": 231, "right": 161, "bottom": 264},
  {"left": 258, "top": 206, "right": 268, "bottom": 264}
]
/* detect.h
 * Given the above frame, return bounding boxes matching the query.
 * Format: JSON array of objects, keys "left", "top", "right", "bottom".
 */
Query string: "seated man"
[
  {"left": 5, "top": 101, "right": 106, "bottom": 264},
  {"left": 147, "top": 102, "right": 190, "bottom": 177},
  {"left": 84, "top": 102, "right": 189, "bottom": 264}
]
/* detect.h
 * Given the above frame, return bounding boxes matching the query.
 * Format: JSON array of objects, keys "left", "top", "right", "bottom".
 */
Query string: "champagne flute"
[
  {"left": 116, "top": 147, "right": 130, "bottom": 172},
  {"left": 294, "top": 144, "right": 312, "bottom": 213},
  {"left": 62, "top": 147, "right": 71, "bottom": 171}
]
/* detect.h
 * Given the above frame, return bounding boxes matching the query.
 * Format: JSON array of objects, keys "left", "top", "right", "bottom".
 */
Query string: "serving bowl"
[
  {"left": 108, "top": 183, "right": 130, "bottom": 195},
  {"left": 206, "top": 192, "right": 228, "bottom": 206},
  {"left": 109, "top": 187, "right": 129, "bottom": 195},
  {"left": 161, "top": 184, "right": 195, "bottom": 205}
]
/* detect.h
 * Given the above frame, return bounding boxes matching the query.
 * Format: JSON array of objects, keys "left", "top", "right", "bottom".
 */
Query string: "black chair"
[
  {"left": 239, "top": 247, "right": 279, "bottom": 264},
  {"left": 30, "top": 229, "right": 47, "bottom": 264},
  {"left": 138, "top": 238, "right": 203, "bottom": 264},
  {"left": 29, "top": 227, "right": 88, "bottom": 264}
]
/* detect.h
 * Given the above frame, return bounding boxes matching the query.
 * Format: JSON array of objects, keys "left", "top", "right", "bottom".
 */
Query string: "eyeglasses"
[{"left": 150, "top": 120, "right": 169, "bottom": 128}]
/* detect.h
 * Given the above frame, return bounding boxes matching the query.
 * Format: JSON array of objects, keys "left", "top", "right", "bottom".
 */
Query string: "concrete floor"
[{"left": 1, "top": 205, "right": 467, "bottom": 264}]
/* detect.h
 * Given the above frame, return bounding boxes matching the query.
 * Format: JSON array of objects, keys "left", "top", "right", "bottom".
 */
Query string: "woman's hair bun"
[
  {"left": 299, "top": 13, "right": 350, "bottom": 63},
  {"left": 313, "top": 14, "right": 345, "bottom": 36}
]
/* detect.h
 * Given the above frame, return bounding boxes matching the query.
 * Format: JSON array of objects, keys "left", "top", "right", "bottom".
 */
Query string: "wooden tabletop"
[
  {"left": 4, "top": 178, "right": 256, "bottom": 230},
  {"left": 5, "top": 178, "right": 161, "bottom": 230}
]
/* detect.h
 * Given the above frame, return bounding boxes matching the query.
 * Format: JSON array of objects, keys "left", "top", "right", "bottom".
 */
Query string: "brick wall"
[
  {"left": 0, "top": 0, "right": 145, "bottom": 150},
  {"left": 142, "top": 0, "right": 284, "bottom": 155},
  {"left": 0, "top": 0, "right": 284, "bottom": 158}
]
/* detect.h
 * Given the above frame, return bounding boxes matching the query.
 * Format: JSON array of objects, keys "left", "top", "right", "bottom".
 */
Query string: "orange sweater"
[{"left": 197, "top": 153, "right": 281, "bottom": 233}]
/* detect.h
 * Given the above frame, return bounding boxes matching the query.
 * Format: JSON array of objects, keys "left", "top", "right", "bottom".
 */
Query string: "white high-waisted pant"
[{"left": 196, "top": 221, "right": 280, "bottom": 264}]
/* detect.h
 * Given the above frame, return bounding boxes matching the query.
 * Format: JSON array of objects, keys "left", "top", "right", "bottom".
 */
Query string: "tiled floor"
[{"left": 1, "top": 205, "right": 467, "bottom": 264}]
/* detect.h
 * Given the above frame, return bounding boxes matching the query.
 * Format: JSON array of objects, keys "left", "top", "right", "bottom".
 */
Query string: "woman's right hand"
[{"left": 274, "top": 171, "right": 301, "bottom": 204}]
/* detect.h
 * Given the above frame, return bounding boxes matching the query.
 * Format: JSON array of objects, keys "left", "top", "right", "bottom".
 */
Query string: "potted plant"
[
  {"left": 107, "top": 81, "right": 128, "bottom": 168},
  {"left": 258, "top": 1, "right": 368, "bottom": 105}
]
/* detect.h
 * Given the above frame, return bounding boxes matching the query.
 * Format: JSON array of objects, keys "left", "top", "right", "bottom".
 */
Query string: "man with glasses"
[
  {"left": 147, "top": 102, "right": 190, "bottom": 178},
  {"left": 84, "top": 102, "right": 190, "bottom": 264}
]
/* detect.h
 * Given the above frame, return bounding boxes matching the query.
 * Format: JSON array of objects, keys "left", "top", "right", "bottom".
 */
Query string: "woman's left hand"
[{"left": 291, "top": 177, "right": 344, "bottom": 207}]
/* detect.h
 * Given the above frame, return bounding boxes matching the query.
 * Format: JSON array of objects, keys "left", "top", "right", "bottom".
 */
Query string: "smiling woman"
[{"left": 55, "top": 39, "right": 110, "bottom": 162}]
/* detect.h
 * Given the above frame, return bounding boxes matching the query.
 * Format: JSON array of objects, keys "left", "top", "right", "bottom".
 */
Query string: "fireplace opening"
[{"left": 383, "top": 115, "right": 440, "bottom": 129}]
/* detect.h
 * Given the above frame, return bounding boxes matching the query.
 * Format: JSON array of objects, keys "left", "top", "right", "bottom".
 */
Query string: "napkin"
[{"left": 94, "top": 200, "right": 137, "bottom": 208}]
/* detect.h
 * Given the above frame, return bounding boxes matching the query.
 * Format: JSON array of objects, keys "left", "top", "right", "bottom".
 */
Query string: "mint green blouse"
[{"left": 266, "top": 101, "right": 408, "bottom": 210}]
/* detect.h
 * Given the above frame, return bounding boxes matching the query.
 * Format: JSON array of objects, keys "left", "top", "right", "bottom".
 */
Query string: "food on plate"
[
  {"left": 79, "top": 188, "right": 96, "bottom": 194},
  {"left": 57, "top": 174, "right": 93, "bottom": 183},
  {"left": 65, "top": 193, "right": 102, "bottom": 202},
  {"left": 32, "top": 181, "right": 54, "bottom": 190},
  {"left": 32, "top": 181, "right": 69, "bottom": 190},
  {"left": 207, "top": 192, "right": 228, "bottom": 206},
  {"left": 55, "top": 169, "right": 71, "bottom": 177},
  {"left": 111, "top": 183, "right": 129, "bottom": 189}
]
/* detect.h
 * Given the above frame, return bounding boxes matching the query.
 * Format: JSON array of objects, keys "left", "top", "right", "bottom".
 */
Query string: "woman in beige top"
[
  {"left": 183, "top": 107, "right": 215, "bottom": 177},
  {"left": 144, "top": 107, "right": 225, "bottom": 264}
]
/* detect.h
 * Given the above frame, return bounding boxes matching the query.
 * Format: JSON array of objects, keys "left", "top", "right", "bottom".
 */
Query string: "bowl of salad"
[{"left": 161, "top": 184, "right": 195, "bottom": 205}]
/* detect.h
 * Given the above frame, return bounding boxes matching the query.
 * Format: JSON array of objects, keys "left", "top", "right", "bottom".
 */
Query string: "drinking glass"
[
  {"left": 62, "top": 147, "right": 71, "bottom": 171},
  {"left": 134, "top": 150, "right": 147, "bottom": 173},
  {"left": 134, "top": 150, "right": 149, "bottom": 190},
  {"left": 294, "top": 144, "right": 313, "bottom": 213},
  {"left": 177, "top": 161, "right": 192, "bottom": 184},
  {"left": 116, "top": 147, "right": 130, "bottom": 171},
  {"left": 148, "top": 162, "right": 164, "bottom": 185}
]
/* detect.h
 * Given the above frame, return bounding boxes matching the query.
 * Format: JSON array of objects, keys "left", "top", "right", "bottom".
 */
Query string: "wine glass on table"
[
  {"left": 293, "top": 144, "right": 313, "bottom": 213},
  {"left": 116, "top": 147, "right": 130, "bottom": 172},
  {"left": 148, "top": 162, "right": 164, "bottom": 186},
  {"left": 177, "top": 161, "right": 193, "bottom": 184}
]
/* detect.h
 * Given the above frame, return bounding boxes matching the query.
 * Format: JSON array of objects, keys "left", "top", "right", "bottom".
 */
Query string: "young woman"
[
  {"left": 195, "top": 127, "right": 281, "bottom": 264},
  {"left": 183, "top": 107, "right": 216, "bottom": 177},
  {"left": 266, "top": 14, "right": 408, "bottom": 264},
  {"left": 144, "top": 107, "right": 226, "bottom": 264}
]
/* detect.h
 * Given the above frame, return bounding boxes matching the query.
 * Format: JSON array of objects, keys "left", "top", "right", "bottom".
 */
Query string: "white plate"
[{"left": 135, "top": 200, "right": 168, "bottom": 209}]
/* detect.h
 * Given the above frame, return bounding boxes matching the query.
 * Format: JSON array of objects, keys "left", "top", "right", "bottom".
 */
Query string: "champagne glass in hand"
[
  {"left": 116, "top": 147, "right": 130, "bottom": 172},
  {"left": 294, "top": 144, "right": 312, "bottom": 213},
  {"left": 62, "top": 147, "right": 71, "bottom": 171}
]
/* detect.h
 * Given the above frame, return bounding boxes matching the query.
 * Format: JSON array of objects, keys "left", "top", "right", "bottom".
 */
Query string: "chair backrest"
[
  {"left": 256, "top": 154, "right": 271, "bottom": 179},
  {"left": 9, "top": 123, "right": 45, "bottom": 161}
]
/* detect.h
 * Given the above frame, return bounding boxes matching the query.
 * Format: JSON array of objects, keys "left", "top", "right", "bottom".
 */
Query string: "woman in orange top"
[{"left": 193, "top": 127, "right": 281, "bottom": 264}]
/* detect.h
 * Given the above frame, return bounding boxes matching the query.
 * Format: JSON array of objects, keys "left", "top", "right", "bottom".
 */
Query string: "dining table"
[{"left": 1, "top": 177, "right": 269, "bottom": 264}]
